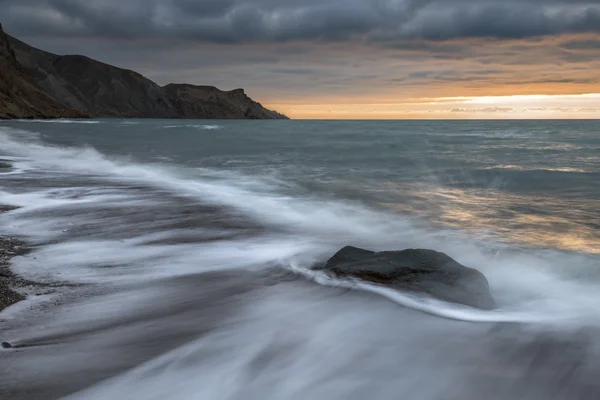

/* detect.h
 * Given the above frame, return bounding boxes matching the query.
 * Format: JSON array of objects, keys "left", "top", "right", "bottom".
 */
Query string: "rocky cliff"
[
  {"left": 163, "top": 85, "right": 288, "bottom": 120},
  {"left": 0, "top": 24, "right": 83, "bottom": 119},
  {"left": 1, "top": 25, "right": 288, "bottom": 120}
]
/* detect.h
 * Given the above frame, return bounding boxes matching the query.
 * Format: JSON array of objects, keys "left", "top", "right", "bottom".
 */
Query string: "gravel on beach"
[
  {"left": 0, "top": 205, "right": 44, "bottom": 312},
  {"left": 0, "top": 230, "right": 28, "bottom": 312}
]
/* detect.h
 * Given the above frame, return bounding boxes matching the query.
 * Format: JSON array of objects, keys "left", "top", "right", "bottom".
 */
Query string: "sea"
[{"left": 0, "top": 119, "right": 599, "bottom": 399}]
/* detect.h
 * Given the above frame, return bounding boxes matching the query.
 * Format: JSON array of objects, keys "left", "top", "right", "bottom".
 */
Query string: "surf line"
[{"left": 286, "top": 262, "right": 546, "bottom": 324}]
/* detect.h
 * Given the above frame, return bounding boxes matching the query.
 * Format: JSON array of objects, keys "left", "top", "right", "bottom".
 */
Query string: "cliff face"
[
  {"left": 9, "top": 36, "right": 178, "bottom": 118},
  {"left": 0, "top": 24, "right": 83, "bottom": 119},
  {"left": 3, "top": 28, "right": 288, "bottom": 120}
]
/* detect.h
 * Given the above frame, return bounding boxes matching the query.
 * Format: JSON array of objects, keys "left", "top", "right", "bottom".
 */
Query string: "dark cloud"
[
  {"left": 3, "top": 0, "right": 600, "bottom": 42},
  {"left": 2, "top": 0, "right": 600, "bottom": 112},
  {"left": 398, "top": 3, "right": 600, "bottom": 40},
  {"left": 561, "top": 39, "right": 600, "bottom": 50},
  {"left": 269, "top": 67, "right": 320, "bottom": 75},
  {"left": 172, "top": 0, "right": 235, "bottom": 17}
]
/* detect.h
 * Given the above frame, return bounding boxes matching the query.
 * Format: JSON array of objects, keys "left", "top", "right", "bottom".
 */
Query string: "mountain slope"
[
  {"left": 5, "top": 30, "right": 288, "bottom": 119},
  {"left": 0, "top": 24, "right": 83, "bottom": 119},
  {"left": 163, "top": 85, "right": 289, "bottom": 120},
  {"left": 9, "top": 36, "right": 178, "bottom": 118}
]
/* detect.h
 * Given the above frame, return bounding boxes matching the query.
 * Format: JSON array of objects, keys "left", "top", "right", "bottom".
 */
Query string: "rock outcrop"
[
  {"left": 317, "top": 246, "right": 495, "bottom": 310},
  {"left": 163, "top": 85, "right": 288, "bottom": 120},
  {"left": 1, "top": 24, "right": 288, "bottom": 120}
]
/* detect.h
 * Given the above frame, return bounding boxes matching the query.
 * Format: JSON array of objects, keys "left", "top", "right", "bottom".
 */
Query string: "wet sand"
[
  {"left": 1, "top": 122, "right": 600, "bottom": 400},
  {"left": 2, "top": 270, "right": 599, "bottom": 400},
  {"left": 1, "top": 199, "right": 599, "bottom": 399},
  {"left": 0, "top": 162, "right": 24, "bottom": 310},
  {"left": 0, "top": 160, "right": 62, "bottom": 314}
]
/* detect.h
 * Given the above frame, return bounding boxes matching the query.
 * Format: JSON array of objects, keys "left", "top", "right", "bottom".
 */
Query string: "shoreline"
[
  {"left": 0, "top": 116, "right": 292, "bottom": 121},
  {"left": 0, "top": 205, "right": 54, "bottom": 316},
  {"left": 0, "top": 237, "right": 26, "bottom": 312},
  {"left": 0, "top": 205, "right": 27, "bottom": 312},
  {"left": 0, "top": 162, "right": 48, "bottom": 314},
  {"left": 0, "top": 205, "right": 58, "bottom": 313},
  {"left": 0, "top": 204, "right": 64, "bottom": 349}
]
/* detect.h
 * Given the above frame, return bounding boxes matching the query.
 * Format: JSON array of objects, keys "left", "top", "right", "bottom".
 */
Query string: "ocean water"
[{"left": 0, "top": 119, "right": 599, "bottom": 399}]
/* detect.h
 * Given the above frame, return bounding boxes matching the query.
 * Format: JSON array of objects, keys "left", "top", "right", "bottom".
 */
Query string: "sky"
[{"left": 2, "top": 0, "right": 600, "bottom": 119}]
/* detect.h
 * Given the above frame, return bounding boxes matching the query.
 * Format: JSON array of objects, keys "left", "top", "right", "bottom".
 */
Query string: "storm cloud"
[
  {"left": 2, "top": 0, "right": 600, "bottom": 118},
  {"left": 3, "top": 0, "right": 600, "bottom": 42}
]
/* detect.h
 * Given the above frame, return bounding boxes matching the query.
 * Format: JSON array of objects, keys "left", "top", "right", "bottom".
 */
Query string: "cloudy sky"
[{"left": 2, "top": 0, "right": 600, "bottom": 119}]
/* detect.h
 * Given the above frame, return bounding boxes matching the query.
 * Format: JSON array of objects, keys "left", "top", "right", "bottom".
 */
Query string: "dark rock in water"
[
  {"left": 1, "top": 342, "right": 12, "bottom": 349},
  {"left": 318, "top": 246, "right": 495, "bottom": 310}
]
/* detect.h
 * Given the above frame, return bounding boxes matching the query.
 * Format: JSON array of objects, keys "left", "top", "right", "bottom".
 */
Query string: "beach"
[{"left": 1, "top": 119, "right": 600, "bottom": 399}]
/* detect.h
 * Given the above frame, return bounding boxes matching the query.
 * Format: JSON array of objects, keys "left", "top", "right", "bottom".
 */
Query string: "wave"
[
  {"left": 1, "top": 127, "right": 600, "bottom": 328},
  {"left": 483, "top": 165, "right": 589, "bottom": 173},
  {"left": 287, "top": 264, "right": 546, "bottom": 324},
  {"left": 12, "top": 119, "right": 102, "bottom": 124},
  {"left": 162, "top": 124, "right": 223, "bottom": 130},
  {"left": 199, "top": 125, "right": 223, "bottom": 130}
]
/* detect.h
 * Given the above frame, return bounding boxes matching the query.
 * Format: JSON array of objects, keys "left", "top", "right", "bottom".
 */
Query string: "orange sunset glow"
[
  {"left": 3, "top": 1, "right": 600, "bottom": 120},
  {"left": 269, "top": 93, "right": 600, "bottom": 119}
]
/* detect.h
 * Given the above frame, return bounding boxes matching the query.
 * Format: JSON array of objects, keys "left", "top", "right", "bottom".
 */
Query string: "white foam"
[
  {"left": 8, "top": 236, "right": 317, "bottom": 284},
  {"left": 0, "top": 294, "right": 56, "bottom": 321},
  {"left": 199, "top": 125, "right": 223, "bottom": 130},
  {"left": 162, "top": 124, "right": 223, "bottom": 130},
  {"left": 1, "top": 126, "right": 600, "bottom": 329},
  {"left": 288, "top": 263, "right": 572, "bottom": 324},
  {"left": 14, "top": 119, "right": 102, "bottom": 124}
]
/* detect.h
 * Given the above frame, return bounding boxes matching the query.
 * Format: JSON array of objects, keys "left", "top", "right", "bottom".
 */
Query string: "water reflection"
[{"left": 382, "top": 183, "right": 600, "bottom": 254}]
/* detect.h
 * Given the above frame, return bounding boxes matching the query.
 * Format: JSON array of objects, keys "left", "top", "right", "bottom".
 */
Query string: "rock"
[
  {"left": 317, "top": 246, "right": 495, "bottom": 310},
  {"left": 1, "top": 341, "right": 12, "bottom": 349}
]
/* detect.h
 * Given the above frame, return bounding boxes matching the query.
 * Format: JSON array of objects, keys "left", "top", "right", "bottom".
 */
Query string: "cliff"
[
  {"left": 0, "top": 24, "right": 83, "bottom": 119},
  {"left": 1, "top": 25, "right": 288, "bottom": 120},
  {"left": 163, "top": 85, "right": 289, "bottom": 120}
]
